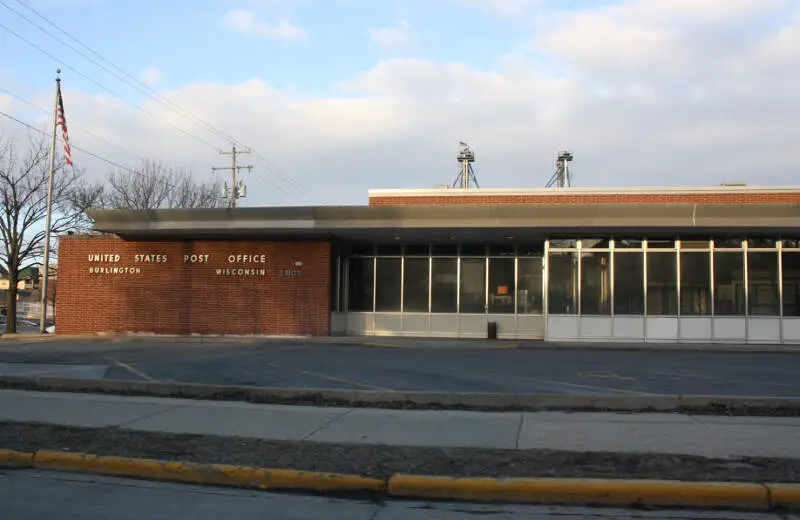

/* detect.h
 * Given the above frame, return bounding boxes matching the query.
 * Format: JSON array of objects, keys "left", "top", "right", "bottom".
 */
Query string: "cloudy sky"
[{"left": 0, "top": 0, "right": 798, "bottom": 206}]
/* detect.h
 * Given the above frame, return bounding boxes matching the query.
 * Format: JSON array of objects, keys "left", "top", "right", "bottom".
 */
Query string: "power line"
[
  {"left": 0, "top": 108, "right": 182, "bottom": 191},
  {"left": 0, "top": 85, "right": 148, "bottom": 164},
  {"left": 5, "top": 0, "right": 311, "bottom": 198},
  {"left": 0, "top": 20, "right": 222, "bottom": 152}
]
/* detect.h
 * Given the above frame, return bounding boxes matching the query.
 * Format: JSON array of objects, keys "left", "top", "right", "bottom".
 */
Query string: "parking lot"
[{"left": 0, "top": 339, "right": 799, "bottom": 397}]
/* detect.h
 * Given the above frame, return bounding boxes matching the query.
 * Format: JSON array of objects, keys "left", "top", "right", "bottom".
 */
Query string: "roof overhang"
[{"left": 87, "top": 203, "right": 800, "bottom": 242}]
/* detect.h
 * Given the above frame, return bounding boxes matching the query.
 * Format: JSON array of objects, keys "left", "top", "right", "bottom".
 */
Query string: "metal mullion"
[
  {"left": 485, "top": 255, "right": 490, "bottom": 315},
  {"left": 428, "top": 246, "right": 432, "bottom": 314},
  {"left": 372, "top": 256, "right": 377, "bottom": 313},
  {"left": 710, "top": 247, "right": 715, "bottom": 341},
  {"left": 643, "top": 241, "right": 648, "bottom": 341},
  {"left": 779, "top": 244, "right": 784, "bottom": 343},
  {"left": 676, "top": 244, "right": 681, "bottom": 340},
  {"left": 744, "top": 244, "right": 749, "bottom": 341}
]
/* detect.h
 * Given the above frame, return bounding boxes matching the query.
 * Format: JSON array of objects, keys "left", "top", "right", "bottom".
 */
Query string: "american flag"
[{"left": 57, "top": 84, "right": 73, "bottom": 167}]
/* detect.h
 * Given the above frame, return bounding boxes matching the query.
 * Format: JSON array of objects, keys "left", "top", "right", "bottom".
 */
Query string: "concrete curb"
[
  {"left": 1, "top": 448, "right": 798, "bottom": 511},
  {"left": 19, "top": 449, "right": 385, "bottom": 494},
  {"left": 1, "top": 375, "right": 799, "bottom": 414},
  {"left": 2, "top": 333, "right": 800, "bottom": 353},
  {"left": 388, "top": 475, "right": 775, "bottom": 510}
]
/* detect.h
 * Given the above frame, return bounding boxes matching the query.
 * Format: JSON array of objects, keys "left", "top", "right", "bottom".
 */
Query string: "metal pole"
[
  {"left": 40, "top": 70, "right": 60, "bottom": 334},
  {"left": 231, "top": 145, "right": 238, "bottom": 208}
]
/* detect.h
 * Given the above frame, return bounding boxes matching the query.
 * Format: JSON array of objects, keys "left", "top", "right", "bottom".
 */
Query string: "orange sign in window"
[{"left": 497, "top": 286, "right": 509, "bottom": 295}]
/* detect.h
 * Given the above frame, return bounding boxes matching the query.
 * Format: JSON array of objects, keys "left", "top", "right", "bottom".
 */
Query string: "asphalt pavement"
[
  {"left": 1, "top": 470, "right": 793, "bottom": 520},
  {"left": 0, "top": 340, "right": 799, "bottom": 396}
]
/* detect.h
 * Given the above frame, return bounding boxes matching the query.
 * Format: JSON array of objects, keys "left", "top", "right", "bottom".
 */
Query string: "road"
[
  {"left": 0, "top": 340, "right": 799, "bottom": 396},
  {"left": 1, "top": 470, "right": 792, "bottom": 520}
]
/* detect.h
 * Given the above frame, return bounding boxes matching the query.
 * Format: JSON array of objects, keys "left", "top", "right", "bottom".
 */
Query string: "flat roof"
[
  {"left": 87, "top": 202, "right": 800, "bottom": 242},
  {"left": 368, "top": 184, "right": 800, "bottom": 198}
]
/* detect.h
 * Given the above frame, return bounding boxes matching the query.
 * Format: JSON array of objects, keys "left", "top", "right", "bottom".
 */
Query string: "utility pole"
[{"left": 213, "top": 145, "right": 252, "bottom": 208}]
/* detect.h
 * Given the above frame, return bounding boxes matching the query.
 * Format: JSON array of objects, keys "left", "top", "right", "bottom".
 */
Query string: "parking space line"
[
  {"left": 264, "top": 362, "right": 392, "bottom": 391},
  {"left": 361, "top": 342, "right": 413, "bottom": 349},
  {"left": 491, "top": 372, "right": 653, "bottom": 395},
  {"left": 110, "top": 359, "right": 156, "bottom": 382}
]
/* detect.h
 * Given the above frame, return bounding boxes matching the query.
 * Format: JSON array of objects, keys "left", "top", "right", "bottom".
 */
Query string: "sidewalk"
[{"left": 1, "top": 389, "right": 798, "bottom": 459}]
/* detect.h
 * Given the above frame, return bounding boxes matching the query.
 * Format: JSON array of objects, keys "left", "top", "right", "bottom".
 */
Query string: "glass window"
[
  {"left": 403, "top": 258, "right": 429, "bottom": 312},
  {"left": 518, "top": 243, "right": 544, "bottom": 256},
  {"left": 614, "top": 238, "right": 643, "bottom": 249},
  {"left": 647, "top": 252, "right": 677, "bottom": 315},
  {"left": 782, "top": 239, "right": 800, "bottom": 249},
  {"left": 747, "top": 238, "right": 776, "bottom": 249},
  {"left": 714, "top": 252, "right": 745, "bottom": 315},
  {"left": 614, "top": 252, "right": 644, "bottom": 314},
  {"left": 517, "top": 257, "right": 543, "bottom": 314},
  {"left": 432, "top": 244, "right": 458, "bottom": 256},
  {"left": 459, "top": 258, "right": 486, "bottom": 313},
  {"left": 647, "top": 239, "right": 675, "bottom": 249},
  {"left": 375, "top": 258, "right": 401, "bottom": 311},
  {"left": 783, "top": 252, "right": 800, "bottom": 316},
  {"left": 549, "top": 238, "right": 578, "bottom": 249},
  {"left": 714, "top": 238, "right": 743, "bottom": 249},
  {"left": 581, "top": 252, "right": 610, "bottom": 315},
  {"left": 680, "top": 252, "right": 711, "bottom": 316},
  {"left": 488, "top": 258, "right": 515, "bottom": 313},
  {"left": 581, "top": 238, "right": 610, "bottom": 249},
  {"left": 404, "top": 244, "right": 429, "bottom": 256},
  {"left": 431, "top": 258, "right": 457, "bottom": 313},
  {"left": 548, "top": 252, "right": 578, "bottom": 314},
  {"left": 347, "top": 257, "right": 373, "bottom": 311},
  {"left": 488, "top": 244, "right": 515, "bottom": 256},
  {"left": 748, "top": 252, "right": 779, "bottom": 316},
  {"left": 376, "top": 244, "right": 402, "bottom": 256},
  {"left": 461, "top": 244, "right": 486, "bottom": 256}
]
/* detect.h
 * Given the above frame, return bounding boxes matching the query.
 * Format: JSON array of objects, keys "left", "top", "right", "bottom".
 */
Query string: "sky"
[{"left": 0, "top": 0, "right": 799, "bottom": 206}]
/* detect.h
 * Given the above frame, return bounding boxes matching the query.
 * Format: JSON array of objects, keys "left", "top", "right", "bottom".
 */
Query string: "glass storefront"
[{"left": 336, "top": 237, "right": 793, "bottom": 318}]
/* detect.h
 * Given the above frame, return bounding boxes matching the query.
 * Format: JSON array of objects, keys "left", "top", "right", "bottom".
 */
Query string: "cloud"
[
  {"left": 368, "top": 19, "right": 415, "bottom": 50},
  {"left": 532, "top": 0, "right": 789, "bottom": 82},
  {"left": 455, "top": 0, "right": 541, "bottom": 16},
  {"left": 3, "top": 2, "right": 798, "bottom": 209},
  {"left": 140, "top": 66, "right": 162, "bottom": 87},
  {"left": 221, "top": 9, "right": 306, "bottom": 42}
]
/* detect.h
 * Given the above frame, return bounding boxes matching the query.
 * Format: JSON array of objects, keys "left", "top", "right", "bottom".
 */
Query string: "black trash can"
[{"left": 487, "top": 321, "right": 498, "bottom": 340}]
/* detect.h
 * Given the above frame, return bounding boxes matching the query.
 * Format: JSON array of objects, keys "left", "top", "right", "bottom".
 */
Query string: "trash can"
[{"left": 487, "top": 321, "right": 498, "bottom": 340}]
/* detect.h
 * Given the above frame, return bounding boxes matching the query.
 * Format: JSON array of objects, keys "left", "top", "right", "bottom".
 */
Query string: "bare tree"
[
  {"left": 0, "top": 135, "right": 93, "bottom": 334},
  {"left": 92, "top": 160, "right": 223, "bottom": 210}
]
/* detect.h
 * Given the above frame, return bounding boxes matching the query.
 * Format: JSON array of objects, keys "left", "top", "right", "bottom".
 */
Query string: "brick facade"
[
  {"left": 369, "top": 192, "right": 800, "bottom": 206},
  {"left": 55, "top": 236, "right": 331, "bottom": 336}
]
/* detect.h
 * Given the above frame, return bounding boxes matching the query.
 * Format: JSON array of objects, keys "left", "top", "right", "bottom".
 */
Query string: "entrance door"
[{"left": 516, "top": 255, "right": 545, "bottom": 339}]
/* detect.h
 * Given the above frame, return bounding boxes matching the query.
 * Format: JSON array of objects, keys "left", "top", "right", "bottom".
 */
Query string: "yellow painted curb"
[
  {"left": 766, "top": 483, "right": 800, "bottom": 510},
  {"left": 32, "top": 450, "right": 385, "bottom": 493},
  {"left": 0, "top": 448, "right": 34, "bottom": 467},
  {"left": 388, "top": 475, "right": 772, "bottom": 510}
]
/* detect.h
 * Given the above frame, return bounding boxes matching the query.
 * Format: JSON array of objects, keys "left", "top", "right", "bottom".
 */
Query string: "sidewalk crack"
[
  {"left": 514, "top": 411, "right": 524, "bottom": 450},
  {"left": 115, "top": 404, "right": 185, "bottom": 429},
  {"left": 301, "top": 408, "right": 354, "bottom": 441}
]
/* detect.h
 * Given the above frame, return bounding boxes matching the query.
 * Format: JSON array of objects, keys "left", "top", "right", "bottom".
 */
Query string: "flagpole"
[{"left": 39, "top": 69, "right": 60, "bottom": 334}]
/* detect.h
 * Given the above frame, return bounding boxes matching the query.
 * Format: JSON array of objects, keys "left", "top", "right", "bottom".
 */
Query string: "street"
[
  {"left": 0, "top": 470, "right": 793, "bottom": 520},
  {"left": 0, "top": 340, "right": 799, "bottom": 396}
]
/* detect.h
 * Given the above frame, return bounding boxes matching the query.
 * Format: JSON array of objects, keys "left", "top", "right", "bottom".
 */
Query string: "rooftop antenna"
[
  {"left": 452, "top": 141, "right": 479, "bottom": 189},
  {"left": 545, "top": 150, "right": 573, "bottom": 188}
]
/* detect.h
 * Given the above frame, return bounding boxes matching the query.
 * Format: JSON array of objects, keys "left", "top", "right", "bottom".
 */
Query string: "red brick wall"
[
  {"left": 369, "top": 192, "right": 800, "bottom": 206},
  {"left": 55, "top": 236, "right": 331, "bottom": 336}
]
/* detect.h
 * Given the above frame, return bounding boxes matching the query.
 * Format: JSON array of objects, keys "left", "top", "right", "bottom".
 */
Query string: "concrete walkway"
[{"left": 1, "top": 389, "right": 798, "bottom": 459}]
